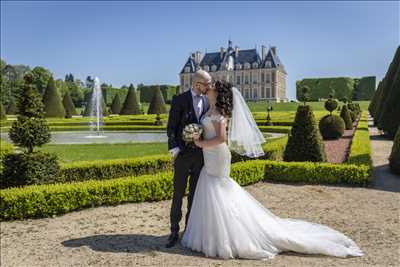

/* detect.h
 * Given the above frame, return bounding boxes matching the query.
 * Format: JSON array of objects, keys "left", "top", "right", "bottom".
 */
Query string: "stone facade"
[{"left": 179, "top": 40, "right": 287, "bottom": 102}]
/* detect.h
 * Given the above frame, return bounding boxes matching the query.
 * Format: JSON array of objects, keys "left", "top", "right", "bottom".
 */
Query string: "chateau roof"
[{"left": 180, "top": 41, "right": 286, "bottom": 74}]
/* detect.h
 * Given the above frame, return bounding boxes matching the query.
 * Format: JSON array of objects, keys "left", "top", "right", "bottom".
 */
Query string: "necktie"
[{"left": 194, "top": 95, "right": 202, "bottom": 120}]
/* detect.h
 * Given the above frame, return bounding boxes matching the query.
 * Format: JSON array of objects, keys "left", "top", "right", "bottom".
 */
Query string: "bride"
[{"left": 180, "top": 80, "right": 364, "bottom": 260}]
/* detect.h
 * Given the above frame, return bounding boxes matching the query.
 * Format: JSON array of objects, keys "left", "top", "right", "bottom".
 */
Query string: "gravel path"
[{"left": 1, "top": 182, "right": 399, "bottom": 267}]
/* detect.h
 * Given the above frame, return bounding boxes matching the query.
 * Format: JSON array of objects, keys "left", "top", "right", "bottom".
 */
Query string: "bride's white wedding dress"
[{"left": 181, "top": 113, "right": 364, "bottom": 260}]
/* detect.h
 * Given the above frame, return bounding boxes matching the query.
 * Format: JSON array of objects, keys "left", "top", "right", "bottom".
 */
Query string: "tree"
[
  {"left": 9, "top": 72, "right": 51, "bottom": 153},
  {"left": 111, "top": 93, "right": 122, "bottom": 114},
  {"left": 340, "top": 104, "right": 353, "bottom": 130},
  {"left": 43, "top": 76, "right": 66, "bottom": 117},
  {"left": 298, "top": 85, "right": 310, "bottom": 106},
  {"left": 31, "top": 66, "right": 52, "bottom": 95},
  {"left": 66, "top": 80, "right": 84, "bottom": 107},
  {"left": 389, "top": 127, "right": 400, "bottom": 174},
  {"left": 83, "top": 89, "right": 109, "bottom": 117},
  {"left": 0, "top": 102, "right": 6, "bottom": 119},
  {"left": 147, "top": 86, "right": 167, "bottom": 114},
  {"left": 62, "top": 91, "right": 77, "bottom": 118},
  {"left": 120, "top": 84, "right": 141, "bottom": 115},
  {"left": 6, "top": 98, "right": 17, "bottom": 115},
  {"left": 65, "top": 73, "right": 74, "bottom": 82},
  {"left": 283, "top": 105, "right": 326, "bottom": 162}
]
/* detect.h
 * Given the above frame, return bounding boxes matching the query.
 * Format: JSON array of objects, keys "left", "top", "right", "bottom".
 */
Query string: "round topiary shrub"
[
  {"left": 319, "top": 114, "right": 345, "bottom": 140},
  {"left": 2, "top": 151, "right": 61, "bottom": 188},
  {"left": 389, "top": 127, "right": 400, "bottom": 175},
  {"left": 283, "top": 105, "right": 326, "bottom": 162},
  {"left": 340, "top": 104, "right": 353, "bottom": 130},
  {"left": 324, "top": 98, "right": 338, "bottom": 114}
]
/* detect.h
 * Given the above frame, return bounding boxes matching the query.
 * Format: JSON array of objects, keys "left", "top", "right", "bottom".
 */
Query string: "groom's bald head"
[{"left": 192, "top": 70, "right": 212, "bottom": 94}]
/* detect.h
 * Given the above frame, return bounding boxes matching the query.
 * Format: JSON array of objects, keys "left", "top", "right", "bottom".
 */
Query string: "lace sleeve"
[{"left": 210, "top": 114, "right": 226, "bottom": 123}]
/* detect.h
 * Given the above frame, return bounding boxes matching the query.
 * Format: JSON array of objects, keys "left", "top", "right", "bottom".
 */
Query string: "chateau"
[{"left": 179, "top": 40, "right": 287, "bottom": 102}]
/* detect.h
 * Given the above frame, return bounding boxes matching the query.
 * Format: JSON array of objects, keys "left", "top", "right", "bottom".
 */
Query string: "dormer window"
[
  {"left": 204, "top": 65, "right": 210, "bottom": 72},
  {"left": 244, "top": 62, "right": 250, "bottom": 69},
  {"left": 211, "top": 65, "right": 217, "bottom": 72},
  {"left": 265, "top": 61, "right": 271, "bottom": 68},
  {"left": 196, "top": 66, "right": 201, "bottom": 71},
  {"left": 252, "top": 62, "right": 258, "bottom": 68},
  {"left": 185, "top": 67, "right": 190, "bottom": 73},
  {"left": 235, "top": 63, "right": 242, "bottom": 70}
]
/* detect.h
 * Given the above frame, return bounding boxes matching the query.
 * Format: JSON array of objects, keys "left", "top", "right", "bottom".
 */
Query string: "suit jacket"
[{"left": 167, "top": 90, "right": 208, "bottom": 153}]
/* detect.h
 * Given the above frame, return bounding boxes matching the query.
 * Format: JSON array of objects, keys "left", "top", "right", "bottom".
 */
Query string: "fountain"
[{"left": 85, "top": 77, "right": 107, "bottom": 138}]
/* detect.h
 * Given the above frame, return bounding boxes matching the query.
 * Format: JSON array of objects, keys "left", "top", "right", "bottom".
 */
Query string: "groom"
[{"left": 166, "top": 70, "right": 211, "bottom": 248}]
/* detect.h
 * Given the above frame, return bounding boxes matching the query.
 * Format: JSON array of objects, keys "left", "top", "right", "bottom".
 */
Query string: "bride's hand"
[{"left": 192, "top": 133, "right": 202, "bottom": 148}]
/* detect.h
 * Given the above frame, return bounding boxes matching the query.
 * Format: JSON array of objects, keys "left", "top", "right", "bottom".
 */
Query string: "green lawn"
[{"left": 39, "top": 142, "right": 168, "bottom": 163}]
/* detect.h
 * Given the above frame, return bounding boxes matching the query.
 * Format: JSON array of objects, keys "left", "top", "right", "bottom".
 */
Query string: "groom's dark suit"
[{"left": 167, "top": 89, "right": 208, "bottom": 236}]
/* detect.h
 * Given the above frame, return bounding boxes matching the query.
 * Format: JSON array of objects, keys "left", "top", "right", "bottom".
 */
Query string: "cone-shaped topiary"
[
  {"left": 283, "top": 105, "right": 326, "bottom": 162},
  {"left": 147, "top": 86, "right": 167, "bottom": 114},
  {"left": 120, "top": 84, "right": 140, "bottom": 115},
  {"left": 6, "top": 99, "right": 17, "bottom": 115},
  {"left": 43, "top": 76, "right": 66, "bottom": 117},
  {"left": 8, "top": 72, "right": 51, "bottom": 153},
  {"left": 111, "top": 93, "right": 122, "bottom": 114},
  {"left": 378, "top": 61, "right": 400, "bottom": 138},
  {"left": 340, "top": 104, "right": 353, "bottom": 130},
  {"left": 0, "top": 102, "right": 6, "bottom": 119},
  {"left": 389, "top": 127, "right": 400, "bottom": 175},
  {"left": 62, "top": 91, "right": 77, "bottom": 118},
  {"left": 319, "top": 114, "right": 345, "bottom": 140}
]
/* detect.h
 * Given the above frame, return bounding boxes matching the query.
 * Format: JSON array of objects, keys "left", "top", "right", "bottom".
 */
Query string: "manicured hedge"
[
  {"left": 59, "top": 155, "right": 172, "bottom": 183},
  {"left": 0, "top": 157, "right": 372, "bottom": 221},
  {"left": 346, "top": 115, "right": 373, "bottom": 169},
  {"left": 0, "top": 160, "right": 266, "bottom": 220}
]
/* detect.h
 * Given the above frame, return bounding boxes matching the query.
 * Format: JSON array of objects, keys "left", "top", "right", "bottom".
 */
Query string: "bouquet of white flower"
[{"left": 182, "top": 123, "right": 203, "bottom": 143}]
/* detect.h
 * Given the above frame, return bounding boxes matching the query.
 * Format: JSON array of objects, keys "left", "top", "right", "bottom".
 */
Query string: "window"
[
  {"left": 211, "top": 65, "right": 217, "bottom": 72},
  {"left": 245, "top": 89, "right": 249, "bottom": 99},
  {"left": 265, "top": 61, "right": 271, "bottom": 68},
  {"left": 236, "top": 76, "right": 240, "bottom": 84},
  {"left": 252, "top": 62, "right": 258, "bottom": 68},
  {"left": 236, "top": 63, "right": 242, "bottom": 70},
  {"left": 245, "top": 75, "right": 249, "bottom": 84},
  {"left": 266, "top": 73, "right": 271, "bottom": 83},
  {"left": 204, "top": 65, "right": 209, "bottom": 72},
  {"left": 253, "top": 89, "right": 258, "bottom": 99},
  {"left": 253, "top": 73, "right": 257, "bottom": 84},
  {"left": 261, "top": 87, "right": 265, "bottom": 98},
  {"left": 180, "top": 77, "right": 184, "bottom": 86},
  {"left": 185, "top": 67, "right": 190, "bottom": 73},
  {"left": 272, "top": 72, "right": 276, "bottom": 83},
  {"left": 261, "top": 73, "right": 265, "bottom": 83},
  {"left": 244, "top": 62, "right": 250, "bottom": 69}
]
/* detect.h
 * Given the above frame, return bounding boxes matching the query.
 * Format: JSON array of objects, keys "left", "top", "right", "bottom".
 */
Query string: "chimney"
[
  {"left": 271, "top": 46, "right": 277, "bottom": 55},
  {"left": 194, "top": 51, "right": 202, "bottom": 64},
  {"left": 235, "top": 46, "right": 239, "bottom": 57},
  {"left": 220, "top": 47, "right": 225, "bottom": 59},
  {"left": 261, "top": 45, "right": 267, "bottom": 61}
]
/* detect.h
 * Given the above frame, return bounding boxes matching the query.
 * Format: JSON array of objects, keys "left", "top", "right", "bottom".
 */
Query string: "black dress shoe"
[{"left": 165, "top": 232, "right": 179, "bottom": 248}]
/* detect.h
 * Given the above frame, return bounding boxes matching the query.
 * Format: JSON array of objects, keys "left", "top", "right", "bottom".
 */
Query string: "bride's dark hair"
[{"left": 214, "top": 80, "right": 234, "bottom": 118}]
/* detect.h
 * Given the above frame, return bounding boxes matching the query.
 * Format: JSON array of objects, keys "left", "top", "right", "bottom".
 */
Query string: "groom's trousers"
[{"left": 170, "top": 148, "right": 204, "bottom": 234}]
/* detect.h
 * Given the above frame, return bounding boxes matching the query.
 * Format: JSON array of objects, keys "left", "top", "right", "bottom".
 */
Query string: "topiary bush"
[
  {"left": 283, "top": 105, "right": 326, "bottom": 162},
  {"left": 43, "top": 76, "right": 66, "bottom": 118},
  {"left": 2, "top": 151, "right": 61, "bottom": 188},
  {"left": 120, "top": 84, "right": 141, "bottom": 115},
  {"left": 9, "top": 73, "right": 51, "bottom": 153},
  {"left": 111, "top": 93, "right": 122, "bottom": 114},
  {"left": 5, "top": 72, "right": 60, "bottom": 188},
  {"left": 6, "top": 99, "right": 17, "bottom": 115},
  {"left": 389, "top": 127, "right": 400, "bottom": 175},
  {"left": 319, "top": 114, "right": 345, "bottom": 140},
  {"left": 62, "top": 91, "right": 77, "bottom": 118},
  {"left": 0, "top": 102, "right": 5, "bottom": 119},
  {"left": 147, "top": 86, "right": 167, "bottom": 114},
  {"left": 324, "top": 97, "right": 338, "bottom": 115},
  {"left": 349, "top": 110, "right": 357, "bottom": 122},
  {"left": 340, "top": 104, "right": 353, "bottom": 130}
]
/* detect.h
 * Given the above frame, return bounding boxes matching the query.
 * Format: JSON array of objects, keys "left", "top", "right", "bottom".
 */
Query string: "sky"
[{"left": 1, "top": 1, "right": 399, "bottom": 100}]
